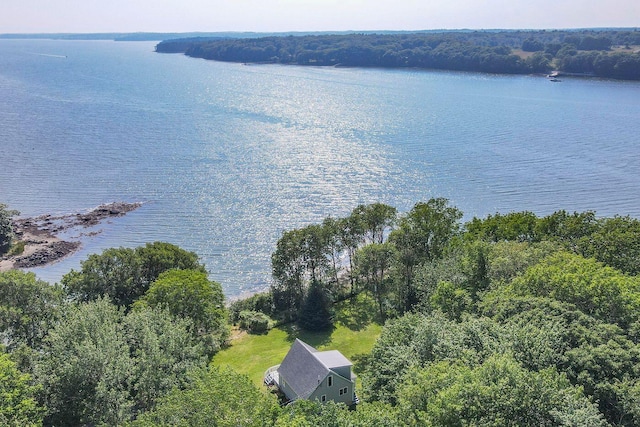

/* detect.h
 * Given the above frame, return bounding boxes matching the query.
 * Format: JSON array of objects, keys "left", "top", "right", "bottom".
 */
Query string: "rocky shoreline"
[{"left": 0, "top": 202, "right": 141, "bottom": 271}]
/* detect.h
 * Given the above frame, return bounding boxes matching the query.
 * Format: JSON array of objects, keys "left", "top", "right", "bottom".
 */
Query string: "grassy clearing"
[
  {"left": 612, "top": 45, "right": 640, "bottom": 53},
  {"left": 212, "top": 294, "right": 383, "bottom": 386},
  {"left": 511, "top": 49, "right": 536, "bottom": 60}
]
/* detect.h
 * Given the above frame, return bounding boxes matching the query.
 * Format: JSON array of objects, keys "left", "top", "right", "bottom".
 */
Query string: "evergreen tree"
[{"left": 298, "top": 281, "right": 333, "bottom": 332}]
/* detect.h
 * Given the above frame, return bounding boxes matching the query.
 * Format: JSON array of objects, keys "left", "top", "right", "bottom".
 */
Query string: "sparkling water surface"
[{"left": 1, "top": 40, "right": 639, "bottom": 296}]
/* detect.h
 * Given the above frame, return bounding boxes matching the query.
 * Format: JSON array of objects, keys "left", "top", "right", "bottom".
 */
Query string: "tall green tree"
[
  {"left": 0, "top": 351, "right": 44, "bottom": 427},
  {"left": 350, "top": 203, "right": 397, "bottom": 245},
  {"left": 37, "top": 299, "right": 133, "bottom": 426},
  {"left": 355, "top": 242, "right": 396, "bottom": 321},
  {"left": 480, "top": 292, "right": 640, "bottom": 425},
  {"left": 393, "top": 198, "right": 462, "bottom": 263},
  {"left": 62, "top": 246, "right": 144, "bottom": 307},
  {"left": 123, "top": 306, "right": 208, "bottom": 414},
  {"left": 335, "top": 215, "right": 366, "bottom": 295},
  {"left": 0, "top": 203, "right": 19, "bottom": 255},
  {"left": 534, "top": 210, "right": 598, "bottom": 247},
  {"left": 36, "top": 299, "right": 207, "bottom": 426},
  {"left": 299, "top": 224, "right": 331, "bottom": 284},
  {"left": 271, "top": 228, "right": 307, "bottom": 319},
  {"left": 272, "top": 222, "right": 342, "bottom": 318},
  {"left": 360, "top": 313, "right": 430, "bottom": 404},
  {"left": 577, "top": 215, "right": 640, "bottom": 275},
  {"left": 461, "top": 241, "right": 491, "bottom": 300},
  {"left": 135, "top": 269, "right": 228, "bottom": 355},
  {"left": 429, "top": 281, "right": 472, "bottom": 321},
  {"left": 0, "top": 271, "right": 63, "bottom": 352},
  {"left": 361, "top": 312, "right": 509, "bottom": 404},
  {"left": 482, "top": 240, "right": 560, "bottom": 286},
  {"left": 389, "top": 198, "right": 462, "bottom": 312},
  {"left": 137, "top": 241, "right": 206, "bottom": 283},
  {"left": 298, "top": 280, "right": 334, "bottom": 332},
  {"left": 322, "top": 217, "right": 346, "bottom": 288},
  {"left": 465, "top": 211, "right": 539, "bottom": 242}
]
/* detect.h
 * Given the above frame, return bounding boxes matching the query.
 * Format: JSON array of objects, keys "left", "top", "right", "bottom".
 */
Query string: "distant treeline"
[{"left": 156, "top": 29, "right": 640, "bottom": 80}]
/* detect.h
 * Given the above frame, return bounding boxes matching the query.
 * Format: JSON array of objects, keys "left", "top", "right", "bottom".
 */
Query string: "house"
[{"left": 264, "top": 339, "right": 358, "bottom": 406}]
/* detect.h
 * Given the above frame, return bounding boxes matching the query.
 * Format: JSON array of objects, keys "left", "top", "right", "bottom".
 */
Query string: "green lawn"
[{"left": 212, "top": 295, "right": 383, "bottom": 387}]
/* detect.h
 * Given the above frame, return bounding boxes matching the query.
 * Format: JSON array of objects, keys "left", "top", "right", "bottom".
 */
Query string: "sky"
[{"left": 2, "top": 0, "right": 639, "bottom": 34}]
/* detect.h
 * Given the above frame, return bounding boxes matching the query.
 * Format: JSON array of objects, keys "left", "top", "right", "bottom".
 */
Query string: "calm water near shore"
[{"left": 1, "top": 39, "right": 639, "bottom": 296}]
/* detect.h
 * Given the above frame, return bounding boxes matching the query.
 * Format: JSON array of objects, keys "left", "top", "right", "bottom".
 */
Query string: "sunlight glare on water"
[{"left": 1, "top": 40, "right": 639, "bottom": 296}]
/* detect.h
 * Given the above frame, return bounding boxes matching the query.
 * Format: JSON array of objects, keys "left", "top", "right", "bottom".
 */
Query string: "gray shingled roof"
[
  {"left": 277, "top": 339, "right": 352, "bottom": 400},
  {"left": 314, "top": 350, "right": 352, "bottom": 369}
]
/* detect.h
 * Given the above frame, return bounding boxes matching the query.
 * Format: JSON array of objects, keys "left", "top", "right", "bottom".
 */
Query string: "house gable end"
[
  {"left": 314, "top": 350, "right": 353, "bottom": 381},
  {"left": 275, "top": 339, "right": 356, "bottom": 405},
  {"left": 309, "top": 371, "right": 355, "bottom": 405},
  {"left": 277, "top": 339, "right": 329, "bottom": 400}
]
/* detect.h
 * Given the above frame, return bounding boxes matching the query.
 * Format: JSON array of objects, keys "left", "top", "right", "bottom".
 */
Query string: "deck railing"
[
  {"left": 353, "top": 392, "right": 360, "bottom": 405},
  {"left": 263, "top": 365, "right": 280, "bottom": 386}
]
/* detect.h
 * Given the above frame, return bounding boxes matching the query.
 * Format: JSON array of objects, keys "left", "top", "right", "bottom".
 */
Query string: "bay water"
[{"left": 1, "top": 39, "right": 639, "bottom": 296}]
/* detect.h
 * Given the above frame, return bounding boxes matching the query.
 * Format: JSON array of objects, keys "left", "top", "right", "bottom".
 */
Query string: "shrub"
[
  {"left": 229, "top": 292, "right": 274, "bottom": 323},
  {"left": 238, "top": 310, "right": 271, "bottom": 334},
  {"left": 7, "top": 240, "right": 25, "bottom": 256}
]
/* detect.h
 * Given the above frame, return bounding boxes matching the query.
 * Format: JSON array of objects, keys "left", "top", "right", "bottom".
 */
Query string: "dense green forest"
[
  {"left": 156, "top": 29, "right": 640, "bottom": 80},
  {"left": 2, "top": 200, "right": 640, "bottom": 425}
]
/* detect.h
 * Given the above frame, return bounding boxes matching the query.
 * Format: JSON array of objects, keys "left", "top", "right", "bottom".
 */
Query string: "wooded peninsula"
[{"left": 156, "top": 29, "right": 640, "bottom": 80}]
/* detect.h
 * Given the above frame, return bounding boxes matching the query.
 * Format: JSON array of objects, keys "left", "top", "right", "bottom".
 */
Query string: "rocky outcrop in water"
[
  {"left": 14, "top": 241, "right": 81, "bottom": 268},
  {"left": 1, "top": 202, "right": 142, "bottom": 271}
]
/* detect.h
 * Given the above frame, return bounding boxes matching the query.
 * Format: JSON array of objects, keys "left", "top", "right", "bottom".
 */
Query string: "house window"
[
  {"left": 339, "top": 387, "right": 348, "bottom": 395},
  {"left": 328, "top": 376, "right": 333, "bottom": 387},
  {"left": 321, "top": 395, "right": 326, "bottom": 402}
]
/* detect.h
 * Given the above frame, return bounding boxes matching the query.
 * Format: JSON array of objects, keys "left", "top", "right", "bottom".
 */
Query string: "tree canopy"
[
  {"left": 157, "top": 30, "right": 640, "bottom": 80},
  {"left": 0, "top": 271, "right": 63, "bottom": 352},
  {"left": 130, "top": 366, "right": 279, "bottom": 427},
  {"left": 2, "top": 202, "right": 640, "bottom": 425},
  {"left": 62, "top": 241, "right": 206, "bottom": 308},
  {"left": 36, "top": 298, "right": 207, "bottom": 426},
  {"left": 135, "top": 269, "right": 229, "bottom": 354},
  {"left": 398, "top": 355, "right": 606, "bottom": 426},
  {"left": 0, "top": 351, "right": 43, "bottom": 427}
]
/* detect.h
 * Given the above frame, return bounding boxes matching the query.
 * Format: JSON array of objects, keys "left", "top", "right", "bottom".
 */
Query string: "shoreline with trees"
[{"left": 156, "top": 29, "right": 640, "bottom": 80}]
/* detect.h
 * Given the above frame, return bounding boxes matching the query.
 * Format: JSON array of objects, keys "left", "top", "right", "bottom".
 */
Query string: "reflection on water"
[{"left": 1, "top": 40, "right": 639, "bottom": 296}]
